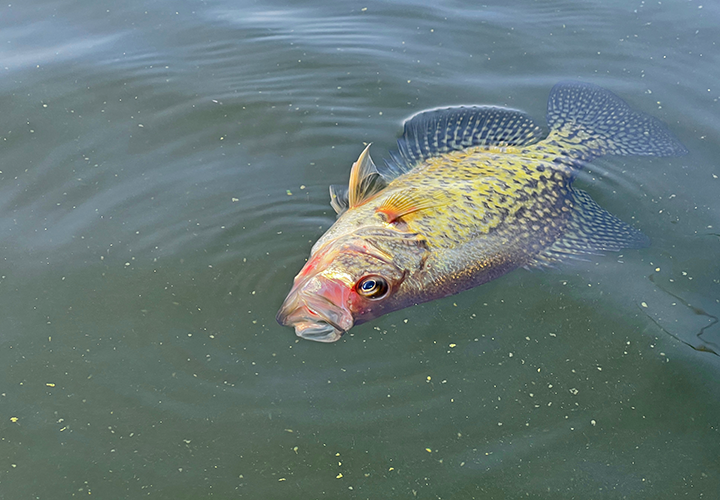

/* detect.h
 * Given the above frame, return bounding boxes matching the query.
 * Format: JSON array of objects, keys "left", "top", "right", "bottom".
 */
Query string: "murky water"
[{"left": 1, "top": 0, "right": 719, "bottom": 498}]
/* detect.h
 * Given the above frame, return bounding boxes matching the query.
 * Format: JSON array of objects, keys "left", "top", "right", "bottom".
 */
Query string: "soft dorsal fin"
[
  {"left": 375, "top": 190, "right": 446, "bottom": 223},
  {"left": 347, "top": 144, "right": 387, "bottom": 209},
  {"left": 526, "top": 188, "right": 649, "bottom": 268},
  {"left": 385, "top": 106, "right": 545, "bottom": 177}
]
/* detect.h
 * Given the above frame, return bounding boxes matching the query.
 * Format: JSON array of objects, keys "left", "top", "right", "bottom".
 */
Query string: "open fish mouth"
[
  {"left": 291, "top": 319, "right": 345, "bottom": 343},
  {"left": 276, "top": 303, "right": 351, "bottom": 343},
  {"left": 276, "top": 275, "right": 354, "bottom": 343}
]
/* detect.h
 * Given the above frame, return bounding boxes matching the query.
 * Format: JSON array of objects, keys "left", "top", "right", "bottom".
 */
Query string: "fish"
[{"left": 277, "top": 81, "right": 687, "bottom": 342}]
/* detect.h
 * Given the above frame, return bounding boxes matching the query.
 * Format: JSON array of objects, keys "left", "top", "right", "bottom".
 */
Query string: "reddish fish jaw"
[{"left": 276, "top": 274, "right": 354, "bottom": 343}]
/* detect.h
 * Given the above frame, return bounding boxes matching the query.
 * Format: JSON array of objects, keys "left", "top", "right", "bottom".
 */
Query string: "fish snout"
[{"left": 276, "top": 275, "right": 354, "bottom": 343}]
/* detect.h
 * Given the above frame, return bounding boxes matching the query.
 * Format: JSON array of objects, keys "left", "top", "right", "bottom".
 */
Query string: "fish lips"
[{"left": 276, "top": 275, "right": 354, "bottom": 343}]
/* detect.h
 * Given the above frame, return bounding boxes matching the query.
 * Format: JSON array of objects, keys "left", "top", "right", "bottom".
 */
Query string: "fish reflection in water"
[{"left": 277, "top": 82, "right": 687, "bottom": 342}]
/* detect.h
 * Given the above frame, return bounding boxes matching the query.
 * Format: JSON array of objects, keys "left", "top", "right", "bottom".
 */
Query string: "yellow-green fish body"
[{"left": 277, "top": 82, "right": 686, "bottom": 342}]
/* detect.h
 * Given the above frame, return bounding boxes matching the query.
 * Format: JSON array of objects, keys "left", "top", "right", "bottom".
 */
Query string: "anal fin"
[{"left": 527, "top": 188, "right": 649, "bottom": 268}]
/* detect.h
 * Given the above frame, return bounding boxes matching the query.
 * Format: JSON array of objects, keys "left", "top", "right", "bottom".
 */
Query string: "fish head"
[{"left": 277, "top": 227, "right": 428, "bottom": 342}]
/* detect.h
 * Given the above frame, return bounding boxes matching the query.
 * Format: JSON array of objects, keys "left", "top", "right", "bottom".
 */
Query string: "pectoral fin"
[{"left": 375, "top": 190, "right": 447, "bottom": 223}]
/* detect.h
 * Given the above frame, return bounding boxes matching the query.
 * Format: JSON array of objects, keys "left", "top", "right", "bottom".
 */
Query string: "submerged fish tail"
[{"left": 545, "top": 81, "right": 688, "bottom": 163}]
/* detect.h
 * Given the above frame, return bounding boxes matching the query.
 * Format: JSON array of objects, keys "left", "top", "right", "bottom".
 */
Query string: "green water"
[{"left": 1, "top": 0, "right": 719, "bottom": 498}]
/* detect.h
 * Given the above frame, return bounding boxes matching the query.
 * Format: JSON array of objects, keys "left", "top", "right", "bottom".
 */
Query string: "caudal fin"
[{"left": 546, "top": 81, "right": 688, "bottom": 161}]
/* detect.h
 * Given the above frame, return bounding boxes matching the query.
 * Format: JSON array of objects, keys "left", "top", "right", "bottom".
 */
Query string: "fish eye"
[{"left": 356, "top": 276, "right": 389, "bottom": 299}]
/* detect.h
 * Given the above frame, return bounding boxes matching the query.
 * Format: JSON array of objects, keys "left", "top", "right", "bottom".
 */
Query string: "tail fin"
[{"left": 546, "top": 82, "right": 688, "bottom": 161}]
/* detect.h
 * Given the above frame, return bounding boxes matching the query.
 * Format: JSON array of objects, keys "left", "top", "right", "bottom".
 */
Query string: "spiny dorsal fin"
[
  {"left": 546, "top": 81, "right": 688, "bottom": 160},
  {"left": 527, "top": 188, "right": 649, "bottom": 268},
  {"left": 347, "top": 144, "right": 387, "bottom": 209},
  {"left": 385, "top": 106, "right": 545, "bottom": 177},
  {"left": 329, "top": 184, "right": 349, "bottom": 215},
  {"left": 375, "top": 190, "right": 446, "bottom": 223}
]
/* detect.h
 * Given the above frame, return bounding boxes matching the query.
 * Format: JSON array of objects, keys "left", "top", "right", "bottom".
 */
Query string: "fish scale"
[
  {"left": 277, "top": 81, "right": 688, "bottom": 342},
  {"left": 396, "top": 147, "right": 571, "bottom": 251}
]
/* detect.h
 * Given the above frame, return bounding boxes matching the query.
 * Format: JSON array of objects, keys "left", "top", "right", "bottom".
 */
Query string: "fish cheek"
[
  {"left": 347, "top": 291, "right": 374, "bottom": 322},
  {"left": 348, "top": 291, "right": 391, "bottom": 324}
]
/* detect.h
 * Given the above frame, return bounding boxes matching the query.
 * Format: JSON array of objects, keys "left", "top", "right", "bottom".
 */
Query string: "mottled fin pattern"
[
  {"left": 527, "top": 188, "right": 649, "bottom": 268},
  {"left": 547, "top": 81, "right": 688, "bottom": 162},
  {"left": 385, "top": 106, "right": 545, "bottom": 178}
]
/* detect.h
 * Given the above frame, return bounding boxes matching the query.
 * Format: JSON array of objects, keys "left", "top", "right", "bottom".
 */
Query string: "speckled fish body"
[{"left": 277, "top": 82, "right": 687, "bottom": 342}]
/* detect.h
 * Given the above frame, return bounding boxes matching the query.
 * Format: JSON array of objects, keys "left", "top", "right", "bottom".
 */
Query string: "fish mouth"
[
  {"left": 276, "top": 276, "right": 354, "bottom": 343},
  {"left": 288, "top": 318, "right": 345, "bottom": 343}
]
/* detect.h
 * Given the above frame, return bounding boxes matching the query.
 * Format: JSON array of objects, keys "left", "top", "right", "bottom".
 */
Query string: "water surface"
[{"left": 1, "top": 0, "right": 719, "bottom": 498}]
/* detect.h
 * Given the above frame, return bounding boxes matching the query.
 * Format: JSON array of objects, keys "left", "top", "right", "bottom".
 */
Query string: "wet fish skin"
[{"left": 277, "top": 82, "right": 687, "bottom": 342}]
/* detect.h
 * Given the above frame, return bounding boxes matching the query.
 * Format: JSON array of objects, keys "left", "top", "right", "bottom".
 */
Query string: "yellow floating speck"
[
  {"left": 425, "top": 448, "right": 432, "bottom": 453},
  {"left": 278, "top": 478, "right": 286, "bottom": 482},
  {"left": 449, "top": 343, "right": 456, "bottom": 348},
  {"left": 336, "top": 473, "right": 343, "bottom": 479},
  {"left": 46, "top": 383, "right": 55, "bottom": 387},
  {"left": 10, "top": 416, "right": 18, "bottom": 423}
]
